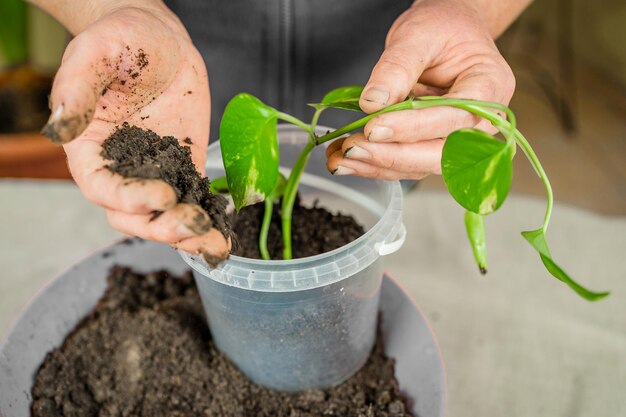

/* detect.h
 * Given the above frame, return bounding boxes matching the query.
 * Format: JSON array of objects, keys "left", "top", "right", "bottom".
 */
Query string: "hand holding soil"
[{"left": 38, "top": 2, "right": 230, "bottom": 260}]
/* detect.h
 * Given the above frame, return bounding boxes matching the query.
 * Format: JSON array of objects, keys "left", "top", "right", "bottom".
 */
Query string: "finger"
[
  {"left": 173, "top": 229, "right": 232, "bottom": 267},
  {"left": 327, "top": 150, "right": 411, "bottom": 180},
  {"left": 360, "top": 34, "right": 433, "bottom": 113},
  {"left": 106, "top": 203, "right": 212, "bottom": 243},
  {"left": 326, "top": 139, "right": 433, "bottom": 181},
  {"left": 411, "top": 82, "right": 446, "bottom": 97},
  {"left": 42, "top": 32, "right": 120, "bottom": 144},
  {"left": 65, "top": 138, "right": 177, "bottom": 213},
  {"left": 364, "top": 108, "right": 481, "bottom": 143},
  {"left": 365, "top": 66, "right": 507, "bottom": 142},
  {"left": 325, "top": 138, "right": 346, "bottom": 158},
  {"left": 431, "top": 58, "right": 516, "bottom": 108},
  {"left": 339, "top": 133, "right": 444, "bottom": 175}
]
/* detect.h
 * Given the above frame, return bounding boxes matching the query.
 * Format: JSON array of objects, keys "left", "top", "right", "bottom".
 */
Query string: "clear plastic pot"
[{"left": 179, "top": 125, "right": 406, "bottom": 391}]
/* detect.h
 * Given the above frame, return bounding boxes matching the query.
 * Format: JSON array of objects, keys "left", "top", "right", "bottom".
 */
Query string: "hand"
[
  {"left": 326, "top": 0, "right": 516, "bottom": 180},
  {"left": 42, "top": 3, "right": 230, "bottom": 258}
]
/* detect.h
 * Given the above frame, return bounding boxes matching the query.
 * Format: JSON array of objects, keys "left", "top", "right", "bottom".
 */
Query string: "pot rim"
[{"left": 178, "top": 125, "right": 405, "bottom": 292}]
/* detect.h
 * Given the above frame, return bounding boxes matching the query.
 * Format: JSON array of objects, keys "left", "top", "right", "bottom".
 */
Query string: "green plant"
[
  {"left": 216, "top": 86, "right": 609, "bottom": 301},
  {"left": 0, "top": 0, "right": 28, "bottom": 66}
]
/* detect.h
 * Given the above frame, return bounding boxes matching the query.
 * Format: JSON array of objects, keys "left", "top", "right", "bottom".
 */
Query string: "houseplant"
[
  {"left": 216, "top": 86, "right": 609, "bottom": 302},
  {"left": 180, "top": 85, "right": 609, "bottom": 391}
]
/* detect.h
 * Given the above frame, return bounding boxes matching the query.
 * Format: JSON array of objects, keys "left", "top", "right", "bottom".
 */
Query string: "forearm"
[
  {"left": 415, "top": 0, "right": 534, "bottom": 38},
  {"left": 27, "top": 0, "right": 168, "bottom": 34}
]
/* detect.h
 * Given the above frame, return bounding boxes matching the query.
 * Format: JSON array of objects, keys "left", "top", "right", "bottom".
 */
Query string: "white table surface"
[{"left": 1, "top": 179, "right": 624, "bottom": 417}]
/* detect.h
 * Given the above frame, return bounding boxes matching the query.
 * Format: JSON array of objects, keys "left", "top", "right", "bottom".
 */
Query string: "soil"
[
  {"left": 31, "top": 267, "right": 413, "bottom": 417},
  {"left": 100, "top": 123, "right": 231, "bottom": 239},
  {"left": 231, "top": 198, "right": 365, "bottom": 259}
]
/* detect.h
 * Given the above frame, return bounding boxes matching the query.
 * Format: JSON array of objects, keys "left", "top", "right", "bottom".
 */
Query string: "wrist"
[
  {"left": 29, "top": 0, "right": 178, "bottom": 35},
  {"left": 411, "top": 0, "right": 531, "bottom": 38}
]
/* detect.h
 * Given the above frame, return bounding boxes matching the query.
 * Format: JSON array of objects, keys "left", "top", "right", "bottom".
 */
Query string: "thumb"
[
  {"left": 360, "top": 36, "right": 429, "bottom": 114},
  {"left": 42, "top": 32, "right": 118, "bottom": 144}
]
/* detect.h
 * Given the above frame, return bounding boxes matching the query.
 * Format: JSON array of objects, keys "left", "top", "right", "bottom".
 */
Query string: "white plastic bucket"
[{"left": 179, "top": 125, "right": 406, "bottom": 391}]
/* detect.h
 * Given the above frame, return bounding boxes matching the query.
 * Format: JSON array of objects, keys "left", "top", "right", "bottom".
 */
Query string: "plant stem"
[
  {"left": 277, "top": 112, "right": 313, "bottom": 133},
  {"left": 315, "top": 98, "right": 517, "bottom": 145},
  {"left": 513, "top": 130, "right": 554, "bottom": 232},
  {"left": 310, "top": 108, "right": 323, "bottom": 133},
  {"left": 281, "top": 140, "right": 316, "bottom": 259},
  {"left": 279, "top": 95, "right": 551, "bottom": 260},
  {"left": 259, "top": 199, "right": 274, "bottom": 260}
]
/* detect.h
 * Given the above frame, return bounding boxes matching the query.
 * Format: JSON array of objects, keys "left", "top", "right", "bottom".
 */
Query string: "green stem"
[
  {"left": 316, "top": 98, "right": 517, "bottom": 145},
  {"left": 310, "top": 108, "right": 323, "bottom": 133},
  {"left": 513, "top": 130, "right": 554, "bottom": 232},
  {"left": 259, "top": 199, "right": 274, "bottom": 260},
  {"left": 279, "top": 95, "right": 551, "bottom": 260},
  {"left": 277, "top": 112, "right": 313, "bottom": 133},
  {"left": 281, "top": 140, "right": 316, "bottom": 259}
]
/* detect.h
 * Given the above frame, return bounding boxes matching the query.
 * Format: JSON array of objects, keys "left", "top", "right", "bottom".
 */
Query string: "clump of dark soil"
[
  {"left": 31, "top": 267, "right": 413, "bottom": 417},
  {"left": 231, "top": 199, "right": 365, "bottom": 259},
  {"left": 101, "top": 123, "right": 230, "bottom": 238}
]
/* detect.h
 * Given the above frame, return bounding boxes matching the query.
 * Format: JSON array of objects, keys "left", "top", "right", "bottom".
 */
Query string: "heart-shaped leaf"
[
  {"left": 522, "top": 229, "right": 609, "bottom": 301},
  {"left": 442, "top": 128, "right": 513, "bottom": 215},
  {"left": 219, "top": 93, "right": 279, "bottom": 211},
  {"left": 310, "top": 86, "right": 365, "bottom": 112}
]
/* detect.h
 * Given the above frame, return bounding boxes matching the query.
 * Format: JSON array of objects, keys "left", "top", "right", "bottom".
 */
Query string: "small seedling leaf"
[
  {"left": 220, "top": 93, "right": 279, "bottom": 211},
  {"left": 442, "top": 128, "right": 513, "bottom": 215},
  {"left": 465, "top": 210, "right": 488, "bottom": 274},
  {"left": 209, "top": 176, "right": 229, "bottom": 194},
  {"left": 310, "top": 86, "right": 365, "bottom": 112},
  {"left": 522, "top": 228, "right": 610, "bottom": 301}
]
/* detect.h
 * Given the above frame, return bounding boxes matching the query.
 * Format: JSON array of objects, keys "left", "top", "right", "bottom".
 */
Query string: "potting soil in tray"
[{"left": 31, "top": 267, "right": 413, "bottom": 417}]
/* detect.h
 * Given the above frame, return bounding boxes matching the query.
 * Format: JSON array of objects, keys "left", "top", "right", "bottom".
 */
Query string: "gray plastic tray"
[{"left": 0, "top": 239, "right": 445, "bottom": 417}]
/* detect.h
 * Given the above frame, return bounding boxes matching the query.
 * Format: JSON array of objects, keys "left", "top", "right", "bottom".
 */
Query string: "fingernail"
[
  {"left": 368, "top": 126, "right": 393, "bottom": 142},
  {"left": 332, "top": 166, "right": 356, "bottom": 176},
  {"left": 362, "top": 85, "right": 389, "bottom": 105},
  {"left": 41, "top": 104, "right": 88, "bottom": 145},
  {"left": 344, "top": 145, "right": 371, "bottom": 161}
]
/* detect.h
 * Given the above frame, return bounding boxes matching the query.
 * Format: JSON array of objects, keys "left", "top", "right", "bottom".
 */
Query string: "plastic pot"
[{"left": 179, "top": 125, "right": 406, "bottom": 391}]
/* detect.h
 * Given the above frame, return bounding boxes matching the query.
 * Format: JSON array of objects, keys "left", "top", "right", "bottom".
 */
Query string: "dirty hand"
[
  {"left": 326, "top": 0, "right": 517, "bottom": 180},
  {"left": 40, "top": 2, "right": 230, "bottom": 259}
]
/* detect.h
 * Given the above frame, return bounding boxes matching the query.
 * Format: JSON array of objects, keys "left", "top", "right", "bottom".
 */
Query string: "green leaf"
[
  {"left": 0, "top": 0, "right": 27, "bottom": 64},
  {"left": 209, "top": 176, "right": 229, "bottom": 194},
  {"left": 465, "top": 211, "right": 488, "bottom": 274},
  {"left": 219, "top": 93, "right": 279, "bottom": 211},
  {"left": 310, "top": 86, "right": 365, "bottom": 112},
  {"left": 442, "top": 128, "right": 513, "bottom": 215},
  {"left": 522, "top": 228, "right": 610, "bottom": 301}
]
